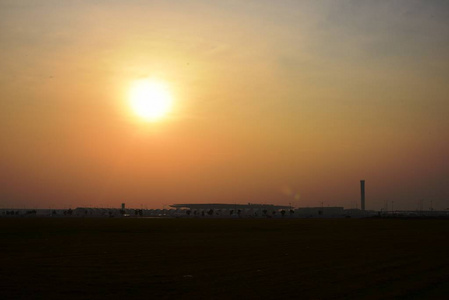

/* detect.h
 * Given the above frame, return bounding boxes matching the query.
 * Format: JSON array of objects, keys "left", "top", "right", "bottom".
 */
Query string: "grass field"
[{"left": 1, "top": 218, "right": 448, "bottom": 299}]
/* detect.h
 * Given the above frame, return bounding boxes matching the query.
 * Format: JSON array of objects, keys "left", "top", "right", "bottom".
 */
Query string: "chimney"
[{"left": 360, "top": 180, "right": 365, "bottom": 210}]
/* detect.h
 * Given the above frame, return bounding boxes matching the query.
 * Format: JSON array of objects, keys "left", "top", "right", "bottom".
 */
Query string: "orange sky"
[{"left": 1, "top": 1, "right": 448, "bottom": 210}]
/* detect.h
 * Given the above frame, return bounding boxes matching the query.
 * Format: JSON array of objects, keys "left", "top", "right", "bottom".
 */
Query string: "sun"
[{"left": 129, "top": 79, "right": 173, "bottom": 121}]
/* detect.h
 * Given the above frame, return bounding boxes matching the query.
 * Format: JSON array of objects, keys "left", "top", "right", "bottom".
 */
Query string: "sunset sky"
[{"left": 1, "top": 1, "right": 448, "bottom": 210}]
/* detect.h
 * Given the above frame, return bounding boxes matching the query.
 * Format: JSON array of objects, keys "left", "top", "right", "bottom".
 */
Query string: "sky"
[{"left": 1, "top": 0, "right": 448, "bottom": 210}]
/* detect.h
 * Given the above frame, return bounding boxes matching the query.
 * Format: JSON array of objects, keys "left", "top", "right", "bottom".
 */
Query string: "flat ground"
[{"left": 1, "top": 218, "right": 448, "bottom": 299}]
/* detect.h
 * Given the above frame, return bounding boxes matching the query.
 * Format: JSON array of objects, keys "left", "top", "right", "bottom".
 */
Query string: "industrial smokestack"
[{"left": 360, "top": 180, "right": 365, "bottom": 211}]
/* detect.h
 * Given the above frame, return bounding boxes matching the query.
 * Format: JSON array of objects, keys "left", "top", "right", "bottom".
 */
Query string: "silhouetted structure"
[
  {"left": 361, "top": 180, "right": 365, "bottom": 211},
  {"left": 170, "top": 203, "right": 290, "bottom": 210}
]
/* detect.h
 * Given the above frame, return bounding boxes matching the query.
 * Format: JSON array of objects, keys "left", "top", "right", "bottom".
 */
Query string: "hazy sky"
[{"left": 1, "top": 0, "right": 448, "bottom": 210}]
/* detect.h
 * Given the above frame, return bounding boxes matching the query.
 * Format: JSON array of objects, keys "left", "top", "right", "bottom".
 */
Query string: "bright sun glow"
[{"left": 129, "top": 79, "right": 173, "bottom": 121}]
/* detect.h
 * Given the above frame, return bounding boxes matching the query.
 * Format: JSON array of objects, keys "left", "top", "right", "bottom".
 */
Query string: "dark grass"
[{"left": 1, "top": 218, "right": 449, "bottom": 299}]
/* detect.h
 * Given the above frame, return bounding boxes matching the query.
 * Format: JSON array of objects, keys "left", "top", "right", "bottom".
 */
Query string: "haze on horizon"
[{"left": 1, "top": 0, "right": 448, "bottom": 210}]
